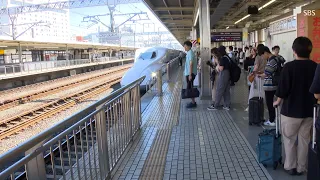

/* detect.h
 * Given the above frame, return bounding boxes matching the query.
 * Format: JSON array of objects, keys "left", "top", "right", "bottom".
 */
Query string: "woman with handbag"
[
  {"left": 206, "top": 48, "right": 220, "bottom": 107},
  {"left": 244, "top": 49, "right": 257, "bottom": 111},
  {"left": 207, "top": 46, "right": 231, "bottom": 111},
  {"left": 246, "top": 45, "right": 267, "bottom": 111}
]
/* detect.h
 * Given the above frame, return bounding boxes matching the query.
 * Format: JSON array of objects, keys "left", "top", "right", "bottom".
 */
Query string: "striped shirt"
[{"left": 263, "top": 56, "right": 278, "bottom": 91}]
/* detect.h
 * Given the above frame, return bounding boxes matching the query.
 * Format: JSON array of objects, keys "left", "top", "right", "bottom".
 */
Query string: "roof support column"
[
  {"left": 242, "top": 28, "right": 249, "bottom": 48},
  {"left": 199, "top": 0, "right": 211, "bottom": 99}
]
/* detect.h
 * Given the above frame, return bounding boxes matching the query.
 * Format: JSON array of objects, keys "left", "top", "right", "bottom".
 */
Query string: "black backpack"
[
  {"left": 272, "top": 56, "right": 283, "bottom": 86},
  {"left": 224, "top": 55, "right": 241, "bottom": 83}
]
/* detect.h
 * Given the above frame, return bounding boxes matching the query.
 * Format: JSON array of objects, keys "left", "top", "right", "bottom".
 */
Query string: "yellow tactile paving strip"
[{"left": 139, "top": 71, "right": 182, "bottom": 180}]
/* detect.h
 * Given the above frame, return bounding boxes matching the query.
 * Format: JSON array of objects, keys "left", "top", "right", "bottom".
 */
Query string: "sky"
[{"left": 68, "top": 2, "right": 169, "bottom": 36}]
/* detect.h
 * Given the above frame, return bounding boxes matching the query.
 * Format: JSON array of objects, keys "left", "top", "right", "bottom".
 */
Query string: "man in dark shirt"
[{"left": 273, "top": 37, "right": 317, "bottom": 175}]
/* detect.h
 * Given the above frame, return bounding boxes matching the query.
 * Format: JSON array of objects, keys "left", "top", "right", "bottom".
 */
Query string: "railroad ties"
[{"left": 0, "top": 65, "right": 132, "bottom": 140}]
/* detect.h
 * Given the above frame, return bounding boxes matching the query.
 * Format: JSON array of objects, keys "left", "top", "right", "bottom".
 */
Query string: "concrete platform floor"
[{"left": 111, "top": 66, "right": 307, "bottom": 180}]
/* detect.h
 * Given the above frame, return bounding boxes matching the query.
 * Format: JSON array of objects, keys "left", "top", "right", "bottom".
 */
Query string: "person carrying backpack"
[{"left": 207, "top": 46, "right": 231, "bottom": 111}]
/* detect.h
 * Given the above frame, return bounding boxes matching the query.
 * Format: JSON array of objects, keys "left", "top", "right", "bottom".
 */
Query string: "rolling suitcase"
[
  {"left": 249, "top": 78, "right": 264, "bottom": 126},
  {"left": 307, "top": 104, "right": 320, "bottom": 180},
  {"left": 256, "top": 106, "right": 282, "bottom": 169}
]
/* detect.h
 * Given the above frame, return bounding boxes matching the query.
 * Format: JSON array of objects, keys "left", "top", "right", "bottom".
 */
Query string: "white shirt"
[{"left": 245, "top": 50, "right": 251, "bottom": 58}]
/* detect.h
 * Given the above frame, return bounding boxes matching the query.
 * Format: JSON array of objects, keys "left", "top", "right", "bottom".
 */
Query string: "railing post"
[
  {"left": 25, "top": 141, "right": 47, "bottom": 180},
  {"left": 156, "top": 69, "right": 162, "bottom": 96},
  {"left": 95, "top": 106, "right": 111, "bottom": 180},
  {"left": 166, "top": 63, "right": 170, "bottom": 81}
]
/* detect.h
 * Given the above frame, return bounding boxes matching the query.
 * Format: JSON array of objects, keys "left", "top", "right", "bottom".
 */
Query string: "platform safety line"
[
  {"left": 142, "top": 70, "right": 182, "bottom": 129},
  {"left": 141, "top": 83, "right": 169, "bottom": 124},
  {"left": 139, "top": 71, "right": 182, "bottom": 180}
]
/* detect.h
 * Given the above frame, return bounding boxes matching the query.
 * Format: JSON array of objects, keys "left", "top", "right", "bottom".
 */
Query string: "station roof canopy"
[
  {"left": 144, "top": 0, "right": 320, "bottom": 43},
  {"left": 0, "top": 39, "right": 136, "bottom": 51}
]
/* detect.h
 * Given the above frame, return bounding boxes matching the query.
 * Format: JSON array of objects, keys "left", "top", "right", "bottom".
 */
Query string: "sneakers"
[
  {"left": 207, "top": 105, "right": 230, "bottom": 111},
  {"left": 263, "top": 120, "right": 276, "bottom": 126},
  {"left": 207, "top": 105, "right": 218, "bottom": 110},
  {"left": 223, "top": 107, "right": 230, "bottom": 111},
  {"left": 245, "top": 107, "right": 249, "bottom": 112},
  {"left": 186, "top": 102, "right": 197, "bottom": 108}
]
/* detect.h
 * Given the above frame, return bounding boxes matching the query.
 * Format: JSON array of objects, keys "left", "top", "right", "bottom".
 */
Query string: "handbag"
[
  {"left": 181, "top": 88, "right": 200, "bottom": 99},
  {"left": 248, "top": 73, "right": 255, "bottom": 83}
]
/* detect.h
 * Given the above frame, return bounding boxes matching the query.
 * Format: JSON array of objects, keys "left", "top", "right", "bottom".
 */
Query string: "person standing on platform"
[
  {"left": 258, "top": 46, "right": 280, "bottom": 126},
  {"left": 228, "top": 46, "right": 236, "bottom": 63},
  {"left": 273, "top": 37, "right": 317, "bottom": 175},
  {"left": 310, "top": 63, "right": 320, "bottom": 173},
  {"left": 310, "top": 64, "right": 320, "bottom": 100},
  {"left": 272, "top": 45, "right": 286, "bottom": 67},
  {"left": 206, "top": 48, "right": 221, "bottom": 108},
  {"left": 207, "top": 46, "right": 231, "bottom": 111},
  {"left": 184, "top": 41, "right": 198, "bottom": 108}
]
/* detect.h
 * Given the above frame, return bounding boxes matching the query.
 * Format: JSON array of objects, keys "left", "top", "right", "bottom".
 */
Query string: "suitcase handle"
[
  {"left": 274, "top": 105, "right": 281, "bottom": 137},
  {"left": 257, "top": 77, "right": 262, "bottom": 99},
  {"left": 312, "top": 104, "right": 319, "bottom": 149}
]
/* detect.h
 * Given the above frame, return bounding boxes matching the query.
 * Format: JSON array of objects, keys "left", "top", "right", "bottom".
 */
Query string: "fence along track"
[
  {"left": 0, "top": 65, "right": 132, "bottom": 112},
  {"left": 11, "top": 83, "right": 138, "bottom": 180},
  {"left": 0, "top": 75, "right": 123, "bottom": 140}
]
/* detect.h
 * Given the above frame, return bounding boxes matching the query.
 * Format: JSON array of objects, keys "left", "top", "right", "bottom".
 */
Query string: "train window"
[
  {"left": 139, "top": 51, "right": 157, "bottom": 60},
  {"left": 151, "top": 52, "right": 156, "bottom": 59}
]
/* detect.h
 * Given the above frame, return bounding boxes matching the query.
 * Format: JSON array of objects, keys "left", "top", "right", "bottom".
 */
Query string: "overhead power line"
[{"left": 0, "top": 0, "right": 141, "bottom": 15}]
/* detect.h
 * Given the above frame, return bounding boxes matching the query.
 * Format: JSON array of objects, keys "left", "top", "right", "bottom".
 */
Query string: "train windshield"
[{"left": 139, "top": 51, "right": 156, "bottom": 60}]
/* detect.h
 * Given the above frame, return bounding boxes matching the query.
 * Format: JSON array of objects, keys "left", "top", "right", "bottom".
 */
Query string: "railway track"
[
  {"left": 0, "top": 75, "right": 123, "bottom": 140},
  {"left": 0, "top": 65, "right": 131, "bottom": 112}
]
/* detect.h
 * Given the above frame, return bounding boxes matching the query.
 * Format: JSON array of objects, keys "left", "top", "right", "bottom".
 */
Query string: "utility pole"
[{"left": 108, "top": 6, "right": 115, "bottom": 32}]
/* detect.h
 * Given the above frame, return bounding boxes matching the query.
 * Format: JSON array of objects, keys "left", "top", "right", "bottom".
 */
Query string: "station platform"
[
  {"left": 0, "top": 58, "right": 134, "bottom": 80},
  {"left": 110, "top": 66, "right": 300, "bottom": 180},
  {"left": 0, "top": 58, "right": 134, "bottom": 90},
  {"left": 0, "top": 64, "right": 308, "bottom": 180}
]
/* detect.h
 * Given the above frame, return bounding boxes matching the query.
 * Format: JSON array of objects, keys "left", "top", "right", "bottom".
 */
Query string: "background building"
[{"left": 0, "top": 0, "right": 70, "bottom": 42}]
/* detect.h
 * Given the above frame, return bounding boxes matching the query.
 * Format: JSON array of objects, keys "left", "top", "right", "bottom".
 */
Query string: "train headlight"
[{"left": 151, "top": 72, "right": 156, "bottom": 77}]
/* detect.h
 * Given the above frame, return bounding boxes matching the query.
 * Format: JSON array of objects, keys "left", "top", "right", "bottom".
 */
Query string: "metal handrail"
[
  {"left": 144, "top": 56, "right": 180, "bottom": 93},
  {"left": 0, "top": 76, "right": 145, "bottom": 180}
]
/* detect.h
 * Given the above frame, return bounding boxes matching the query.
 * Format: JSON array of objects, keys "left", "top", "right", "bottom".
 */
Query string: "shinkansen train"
[{"left": 120, "top": 47, "right": 182, "bottom": 89}]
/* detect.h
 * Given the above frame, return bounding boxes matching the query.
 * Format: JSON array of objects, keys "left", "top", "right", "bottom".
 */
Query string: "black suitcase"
[
  {"left": 249, "top": 78, "right": 264, "bottom": 126},
  {"left": 307, "top": 105, "right": 320, "bottom": 180}
]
